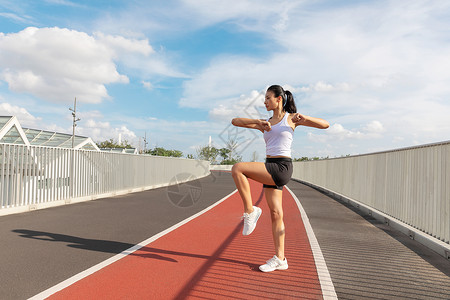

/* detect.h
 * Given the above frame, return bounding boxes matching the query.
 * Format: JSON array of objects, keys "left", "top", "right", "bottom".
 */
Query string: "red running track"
[{"left": 48, "top": 180, "right": 322, "bottom": 299}]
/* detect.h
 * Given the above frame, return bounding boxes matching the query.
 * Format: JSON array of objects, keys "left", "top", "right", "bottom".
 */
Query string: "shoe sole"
[{"left": 242, "top": 207, "right": 262, "bottom": 236}]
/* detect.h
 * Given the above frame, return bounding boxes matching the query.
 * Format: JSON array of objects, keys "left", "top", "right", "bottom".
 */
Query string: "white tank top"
[{"left": 263, "top": 113, "right": 293, "bottom": 157}]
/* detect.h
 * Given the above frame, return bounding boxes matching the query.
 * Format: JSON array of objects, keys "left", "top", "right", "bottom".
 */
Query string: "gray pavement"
[{"left": 0, "top": 172, "right": 449, "bottom": 299}]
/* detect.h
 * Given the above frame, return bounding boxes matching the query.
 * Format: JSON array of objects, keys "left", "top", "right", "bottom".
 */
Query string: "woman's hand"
[
  {"left": 292, "top": 113, "right": 329, "bottom": 129},
  {"left": 259, "top": 120, "right": 272, "bottom": 132},
  {"left": 231, "top": 118, "right": 271, "bottom": 132},
  {"left": 292, "top": 113, "right": 306, "bottom": 125}
]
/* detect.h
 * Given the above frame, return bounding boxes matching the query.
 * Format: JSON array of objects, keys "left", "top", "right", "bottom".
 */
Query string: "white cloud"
[
  {"left": 77, "top": 110, "right": 103, "bottom": 120},
  {"left": 0, "top": 102, "right": 41, "bottom": 127},
  {"left": 209, "top": 105, "right": 234, "bottom": 121},
  {"left": 0, "top": 27, "right": 128, "bottom": 103},
  {"left": 180, "top": 56, "right": 290, "bottom": 109},
  {"left": 209, "top": 90, "right": 268, "bottom": 121},
  {"left": 94, "top": 32, "right": 154, "bottom": 56},
  {"left": 179, "top": 0, "right": 300, "bottom": 32},
  {"left": 363, "top": 120, "right": 385, "bottom": 134},
  {"left": 44, "top": 0, "right": 83, "bottom": 7},
  {"left": 76, "top": 119, "right": 137, "bottom": 144},
  {"left": 141, "top": 81, "right": 153, "bottom": 90},
  {"left": 0, "top": 27, "right": 183, "bottom": 104},
  {"left": 307, "top": 121, "right": 386, "bottom": 143},
  {"left": 91, "top": 0, "right": 302, "bottom": 50},
  {"left": 0, "top": 12, "right": 34, "bottom": 24},
  {"left": 299, "top": 82, "right": 352, "bottom": 93}
]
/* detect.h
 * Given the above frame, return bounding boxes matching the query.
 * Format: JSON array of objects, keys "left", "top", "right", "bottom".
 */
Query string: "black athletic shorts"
[{"left": 263, "top": 157, "right": 293, "bottom": 190}]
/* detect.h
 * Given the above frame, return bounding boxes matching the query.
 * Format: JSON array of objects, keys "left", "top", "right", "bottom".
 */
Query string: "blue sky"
[{"left": 1, "top": 0, "right": 449, "bottom": 161}]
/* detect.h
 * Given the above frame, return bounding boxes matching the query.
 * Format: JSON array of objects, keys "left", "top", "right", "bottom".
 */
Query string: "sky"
[{"left": 0, "top": 0, "right": 449, "bottom": 161}]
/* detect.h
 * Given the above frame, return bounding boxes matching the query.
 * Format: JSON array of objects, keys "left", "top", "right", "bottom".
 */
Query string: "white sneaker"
[
  {"left": 259, "top": 255, "right": 288, "bottom": 272},
  {"left": 241, "top": 206, "right": 262, "bottom": 235}
]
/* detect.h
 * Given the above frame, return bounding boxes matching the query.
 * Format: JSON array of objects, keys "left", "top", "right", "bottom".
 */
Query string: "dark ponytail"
[
  {"left": 267, "top": 85, "right": 297, "bottom": 113},
  {"left": 284, "top": 90, "right": 296, "bottom": 113}
]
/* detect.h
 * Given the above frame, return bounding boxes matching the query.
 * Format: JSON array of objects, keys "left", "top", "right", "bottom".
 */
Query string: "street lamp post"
[
  {"left": 69, "top": 97, "right": 81, "bottom": 148},
  {"left": 68, "top": 97, "right": 80, "bottom": 200}
]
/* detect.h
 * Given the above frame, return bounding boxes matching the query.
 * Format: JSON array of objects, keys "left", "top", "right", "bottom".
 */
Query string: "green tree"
[
  {"left": 146, "top": 147, "right": 183, "bottom": 157},
  {"left": 196, "top": 145, "right": 219, "bottom": 163},
  {"left": 220, "top": 156, "right": 242, "bottom": 165},
  {"left": 225, "top": 138, "right": 239, "bottom": 161},
  {"left": 293, "top": 157, "right": 311, "bottom": 162},
  {"left": 219, "top": 148, "right": 231, "bottom": 160},
  {"left": 218, "top": 138, "right": 242, "bottom": 165},
  {"left": 196, "top": 139, "right": 244, "bottom": 165},
  {"left": 293, "top": 156, "right": 328, "bottom": 161},
  {"left": 96, "top": 138, "right": 133, "bottom": 149}
]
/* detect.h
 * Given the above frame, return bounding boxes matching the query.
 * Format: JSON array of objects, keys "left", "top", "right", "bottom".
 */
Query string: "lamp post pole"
[
  {"left": 69, "top": 97, "right": 81, "bottom": 149},
  {"left": 68, "top": 97, "right": 80, "bottom": 200},
  {"left": 143, "top": 132, "right": 148, "bottom": 153}
]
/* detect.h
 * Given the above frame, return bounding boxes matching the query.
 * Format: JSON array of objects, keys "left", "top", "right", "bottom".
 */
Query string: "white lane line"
[
  {"left": 28, "top": 189, "right": 238, "bottom": 300},
  {"left": 286, "top": 186, "right": 338, "bottom": 300}
]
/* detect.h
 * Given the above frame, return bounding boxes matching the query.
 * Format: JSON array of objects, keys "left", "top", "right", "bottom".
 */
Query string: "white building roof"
[{"left": 0, "top": 116, "right": 100, "bottom": 151}]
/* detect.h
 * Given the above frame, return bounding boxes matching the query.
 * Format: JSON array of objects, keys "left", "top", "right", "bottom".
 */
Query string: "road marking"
[
  {"left": 286, "top": 185, "right": 338, "bottom": 300},
  {"left": 28, "top": 189, "right": 238, "bottom": 300}
]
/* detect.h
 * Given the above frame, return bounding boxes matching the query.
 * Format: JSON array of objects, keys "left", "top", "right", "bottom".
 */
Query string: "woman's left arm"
[{"left": 291, "top": 113, "right": 329, "bottom": 129}]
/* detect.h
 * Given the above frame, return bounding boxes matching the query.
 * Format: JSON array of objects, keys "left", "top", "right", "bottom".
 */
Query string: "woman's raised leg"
[{"left": 231, "top": 162, "right": 276, "bottom": 213}]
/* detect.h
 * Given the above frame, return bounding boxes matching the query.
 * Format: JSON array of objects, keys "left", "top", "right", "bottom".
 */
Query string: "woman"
[{"left": 231, "top": 84, "right": 329, "bottom": 272}]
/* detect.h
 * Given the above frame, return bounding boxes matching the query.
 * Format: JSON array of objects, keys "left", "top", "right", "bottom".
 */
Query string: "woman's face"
[{"left": 264, "top": 90, "right": 282, "bottom": 111}]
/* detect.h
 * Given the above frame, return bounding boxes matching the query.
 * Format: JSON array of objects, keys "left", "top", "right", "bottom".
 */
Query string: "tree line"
[
  {"left": 95, "top": 138, "right": 239, "bottom": 164},
  {"left": 96, "top": 138, "right": 333, "bottom": 164}
]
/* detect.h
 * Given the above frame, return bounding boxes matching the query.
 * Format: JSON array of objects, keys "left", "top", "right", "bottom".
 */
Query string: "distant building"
[
  {"left": 100, "top": 148, "right": 138, "bottom": 154},
  {"left": 0, "top": 116, "right": 99, "bottom": 150}
]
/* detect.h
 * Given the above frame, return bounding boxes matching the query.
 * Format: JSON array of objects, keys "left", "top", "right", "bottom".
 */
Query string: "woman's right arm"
[{"left": 231, "top": 118, "right": 271, "bottom": 132}]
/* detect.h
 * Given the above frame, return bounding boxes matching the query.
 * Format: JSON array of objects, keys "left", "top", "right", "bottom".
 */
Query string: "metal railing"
[
  {"left": 292, "top": 141, "right": 450, "bottom": 244},
  {"left": 0, "top": 144, "right": 210, "bottom": 213}
]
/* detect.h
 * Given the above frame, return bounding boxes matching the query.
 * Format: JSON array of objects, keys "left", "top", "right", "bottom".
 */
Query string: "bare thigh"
[{"left": 232, "top": 162, "right": 276, "bottom": 186}]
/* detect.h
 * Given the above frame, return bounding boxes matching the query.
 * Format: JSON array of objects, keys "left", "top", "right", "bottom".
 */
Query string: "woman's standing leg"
[
  {"left": 259, "top": 186, "right": 288, "bottom": 272},
  {"left": 264, "top": 187, "right": 285, "bottom": 260}
]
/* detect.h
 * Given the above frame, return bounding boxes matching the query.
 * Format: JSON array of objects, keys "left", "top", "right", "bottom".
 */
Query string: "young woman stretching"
[{"left": 231, "top": 85, "right": 329, "bottom": 272}]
